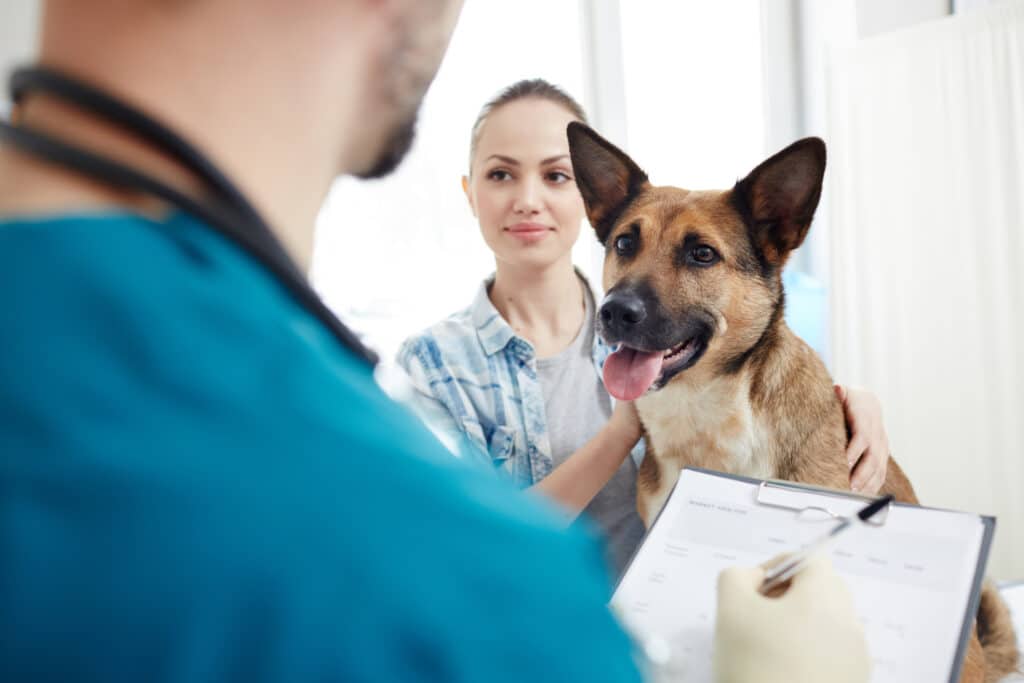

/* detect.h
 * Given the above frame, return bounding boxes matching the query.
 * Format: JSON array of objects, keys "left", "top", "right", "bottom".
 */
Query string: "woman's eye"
[
  {"left": 546, "top": 171, "right": 572, "bottom": 184},
  {"left": 691, "top": 245, "right": 719, "bottom": 265},
  {"left": 486, "top": 169, "right": 512, "bottom": 181},
  {"left": 614, "top": 234, "right": 636, "bottom": 256}
]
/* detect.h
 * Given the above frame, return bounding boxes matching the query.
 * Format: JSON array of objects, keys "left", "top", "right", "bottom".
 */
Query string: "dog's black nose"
[{"left": 600, "top": 291, "right": 647, "bottom": 333}]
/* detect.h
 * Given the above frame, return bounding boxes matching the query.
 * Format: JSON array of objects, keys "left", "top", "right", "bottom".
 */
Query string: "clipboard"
[
  {"left": 612, "top": 467, "right": 996, "bottom": 683},
  {"left": 754, "top": 478, "right": 891, "bottom": 525}
]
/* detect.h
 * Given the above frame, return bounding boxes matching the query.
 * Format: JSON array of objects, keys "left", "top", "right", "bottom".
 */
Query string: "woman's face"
[{"left": 464, "top": 98, "right": 586, "bottom": 272}]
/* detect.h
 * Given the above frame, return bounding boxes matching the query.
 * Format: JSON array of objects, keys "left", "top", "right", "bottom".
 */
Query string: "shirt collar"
[
  {"left": 470, "top": 276, "right": 523, "bottom": 357},
  {"left": 471, "top": 269, "right": 611, "bottom": 365}
]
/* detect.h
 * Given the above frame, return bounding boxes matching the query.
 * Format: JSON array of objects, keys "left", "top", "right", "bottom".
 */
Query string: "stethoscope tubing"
[{"left": 0, "top": 66, "right": 378, "bottom": 367}]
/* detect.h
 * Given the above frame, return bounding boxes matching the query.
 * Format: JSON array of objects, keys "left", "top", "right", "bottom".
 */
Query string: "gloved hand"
[{"left": 712, "top": 555, "right": 870, "bottom": 683}]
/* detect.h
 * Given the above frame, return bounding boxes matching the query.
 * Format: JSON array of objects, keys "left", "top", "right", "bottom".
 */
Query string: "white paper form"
[{"left": 612, "top": 469, "right": 989, "bottom": 683}]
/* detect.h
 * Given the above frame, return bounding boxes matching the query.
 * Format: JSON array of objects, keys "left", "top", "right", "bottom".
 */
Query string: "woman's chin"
[{"left": 490, "top": 241, "right": 566, "bottom": 267}]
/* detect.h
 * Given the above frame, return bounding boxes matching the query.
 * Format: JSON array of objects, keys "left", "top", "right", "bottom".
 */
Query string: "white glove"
[{"left": 713, "top": 555, "right": 870, "bottom": 683}]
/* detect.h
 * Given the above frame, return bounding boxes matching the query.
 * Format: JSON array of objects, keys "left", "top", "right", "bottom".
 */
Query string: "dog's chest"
[{"left": 637, "top": 380, "right": 776, "bottom": 480}]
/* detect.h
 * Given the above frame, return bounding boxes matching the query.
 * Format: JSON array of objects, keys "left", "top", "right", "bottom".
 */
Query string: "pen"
[{"left": 758, "top": 493, "right": 895, "bottom": 596}]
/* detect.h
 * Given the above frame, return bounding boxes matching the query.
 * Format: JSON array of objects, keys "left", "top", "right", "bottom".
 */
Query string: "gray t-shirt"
[{"left": 535, "top": 287, "right": 646, "bottom": 578}]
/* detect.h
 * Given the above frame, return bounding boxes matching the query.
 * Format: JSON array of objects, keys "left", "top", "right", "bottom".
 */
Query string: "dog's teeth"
[{"left": 663, "top": 338, "right": 697, "bottom": 361}]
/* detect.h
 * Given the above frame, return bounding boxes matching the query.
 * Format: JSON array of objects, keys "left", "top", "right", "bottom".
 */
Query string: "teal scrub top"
[{"left": 0, "top": 212, "right": 644, "bottom": 683}]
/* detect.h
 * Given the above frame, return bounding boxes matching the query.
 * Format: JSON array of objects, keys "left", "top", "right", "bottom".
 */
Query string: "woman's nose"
[{"left": 512, "top": 177, "right": 543, "bottom": 214}]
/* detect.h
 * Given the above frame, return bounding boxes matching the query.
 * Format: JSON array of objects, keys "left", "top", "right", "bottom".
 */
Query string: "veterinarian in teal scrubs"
[
  {"left": 0, "top": 2, "right": 869, "bottom": 682},
  {"left": 399, "top": 79, "right": 893, "bottom": 578}
]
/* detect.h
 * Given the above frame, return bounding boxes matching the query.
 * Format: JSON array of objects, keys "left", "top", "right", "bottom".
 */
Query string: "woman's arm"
[
  {"left": 537, "top": 384, "right": 890, "bottom": 514},
  {"left": 836, "top": 385, "right": 891, "bottom": 494},
  {"left": 530, "top": 400, "right": 642, "bottom": 517},
  {"left": 394, "top": 340, "right": 492, "bottom": 467}
]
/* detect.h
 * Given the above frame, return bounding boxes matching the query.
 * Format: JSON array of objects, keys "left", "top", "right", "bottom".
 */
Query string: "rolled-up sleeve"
[{"left": 395, "top": 336, "right": 491, "bottom": 469}]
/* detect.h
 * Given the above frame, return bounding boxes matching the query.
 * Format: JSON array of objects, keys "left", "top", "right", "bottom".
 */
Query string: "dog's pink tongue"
[{"left": 603, "top": 347, "right": 664, "bottom": 401}]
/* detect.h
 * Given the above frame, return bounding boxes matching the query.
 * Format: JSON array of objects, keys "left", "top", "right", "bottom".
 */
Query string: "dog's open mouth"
[{"left": 603, "top": 336, "right": 708, "bottom": 401}]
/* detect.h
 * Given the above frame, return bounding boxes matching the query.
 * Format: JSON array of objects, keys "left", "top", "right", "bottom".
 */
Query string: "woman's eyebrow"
[
  {"left": 484, "top": 154, "right": 519, "bottom": 165},
  {"left": 483, "top": 154, "right": 571, "bottom": 165}
]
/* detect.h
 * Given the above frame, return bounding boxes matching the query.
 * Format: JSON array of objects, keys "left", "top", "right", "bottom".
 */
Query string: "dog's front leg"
[{"left": 635, "top": 439, "right": 677, "bottom": 528}]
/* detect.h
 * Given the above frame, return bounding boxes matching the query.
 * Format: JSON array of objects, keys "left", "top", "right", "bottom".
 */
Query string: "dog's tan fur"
[{"left": 567, "top": 122, "right": 1019, "bottom": 683}]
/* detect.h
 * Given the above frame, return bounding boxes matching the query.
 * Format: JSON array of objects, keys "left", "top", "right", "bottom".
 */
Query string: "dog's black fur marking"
[
  {"left": 729, "top": 187, "right": 778, "bottom": 280},
  {"left": 593, "top": 197, "right": 642, "bottom": 246},
  {"left": 567, "top": 122, "right": 649, "bottom": 244}
]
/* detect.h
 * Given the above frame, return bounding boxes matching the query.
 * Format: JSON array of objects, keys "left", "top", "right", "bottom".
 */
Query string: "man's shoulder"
[
  {"left": 0, "top": 210, "right": 210, "bottom": 265},
  {"left": 0, "top": 210, "right": 391, "bottom": 464},
  {"left": 0, "top": 212, "right": 263, "bottom": 327},
  {"left": 0, "top": 212, "right": 165, "bottom": 285}
]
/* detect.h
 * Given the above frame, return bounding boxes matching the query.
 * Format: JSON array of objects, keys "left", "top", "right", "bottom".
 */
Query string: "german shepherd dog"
[{"left": 566, "top": 122, "right": 1019, "bottom": 683}]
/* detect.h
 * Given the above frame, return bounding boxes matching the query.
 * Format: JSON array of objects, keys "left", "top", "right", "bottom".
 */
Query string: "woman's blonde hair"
[{"left": 468, "top": 78, "right": 589, "bottom": 173}]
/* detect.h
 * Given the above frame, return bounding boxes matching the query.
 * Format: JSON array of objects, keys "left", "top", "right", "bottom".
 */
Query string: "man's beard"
[{"left": 355, "top": 111, "right": 418, "bottom": 180}]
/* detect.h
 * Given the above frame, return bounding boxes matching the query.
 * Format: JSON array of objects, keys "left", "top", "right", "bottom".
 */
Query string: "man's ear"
[
  {"left": 461, "top": 175, "right": 476, "bottom": 218},
  {"left": 733, "top": 137, "right": 826, "bottom": 268},
  {"left": 567, "top": 122, "right": 648, "bottom": 244}
]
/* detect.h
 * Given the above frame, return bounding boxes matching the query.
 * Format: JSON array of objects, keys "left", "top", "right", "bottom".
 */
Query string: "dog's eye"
[
  {"left": 691, "top": 245, "right": 719, "bottom": 265},
  {"left": 614, "top": 234, "right": 637, "bottom": 256}
]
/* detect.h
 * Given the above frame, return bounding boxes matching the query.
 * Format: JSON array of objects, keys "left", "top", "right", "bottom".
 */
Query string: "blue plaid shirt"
[{"left": 396, "top": 275, "right": 644, "bottom": 488}]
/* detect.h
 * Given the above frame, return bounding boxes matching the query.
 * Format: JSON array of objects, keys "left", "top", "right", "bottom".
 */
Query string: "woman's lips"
[{"left": 505, "top": 222, "right": 552, "bottom": 242}]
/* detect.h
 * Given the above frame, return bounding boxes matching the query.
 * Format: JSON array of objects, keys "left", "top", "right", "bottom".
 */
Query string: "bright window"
[
  {"left": 619, "top": 1, "right": 765, "bottom": 190},
  {"left": 311, "top": 1, "right": 808, "bottom": 362},
  {"left": 311, "top": 0, "right": 587, "bottom": 362}
]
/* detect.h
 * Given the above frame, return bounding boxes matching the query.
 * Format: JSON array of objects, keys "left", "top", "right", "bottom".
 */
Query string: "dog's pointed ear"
[
  {"left": 567, "top": 122, "right": 648, "bottom": 244},
  {"left": 733, "top": 137, "right": 826, "bottom": 268}
]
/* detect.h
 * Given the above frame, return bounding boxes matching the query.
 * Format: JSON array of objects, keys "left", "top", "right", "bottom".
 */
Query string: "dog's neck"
[{"left": 635, "top": 320, "right": 806, "bottom": 480}]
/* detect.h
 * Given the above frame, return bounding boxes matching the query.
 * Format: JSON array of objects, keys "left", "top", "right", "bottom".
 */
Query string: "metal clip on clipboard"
[{"left": 755, "top": 479, "right": 892, "bottom": 526}]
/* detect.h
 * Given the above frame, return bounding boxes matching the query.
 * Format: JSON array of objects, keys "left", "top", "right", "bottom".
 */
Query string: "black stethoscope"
[{"left": 0, "top": 66, "right": 378, "bottom": 368}]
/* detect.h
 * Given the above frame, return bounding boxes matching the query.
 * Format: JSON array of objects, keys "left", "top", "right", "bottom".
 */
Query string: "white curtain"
[{"left": 827, "top": 0, "right": 1024, "bottom": 579}]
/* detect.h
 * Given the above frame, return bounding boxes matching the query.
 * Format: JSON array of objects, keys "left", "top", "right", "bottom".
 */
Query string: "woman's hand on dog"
[
  {"left": 608, "top": 399, "right": 642, "bottom": 445},
  {"left": 836, "top": 384, "right": 890, "bottom": 494}
]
